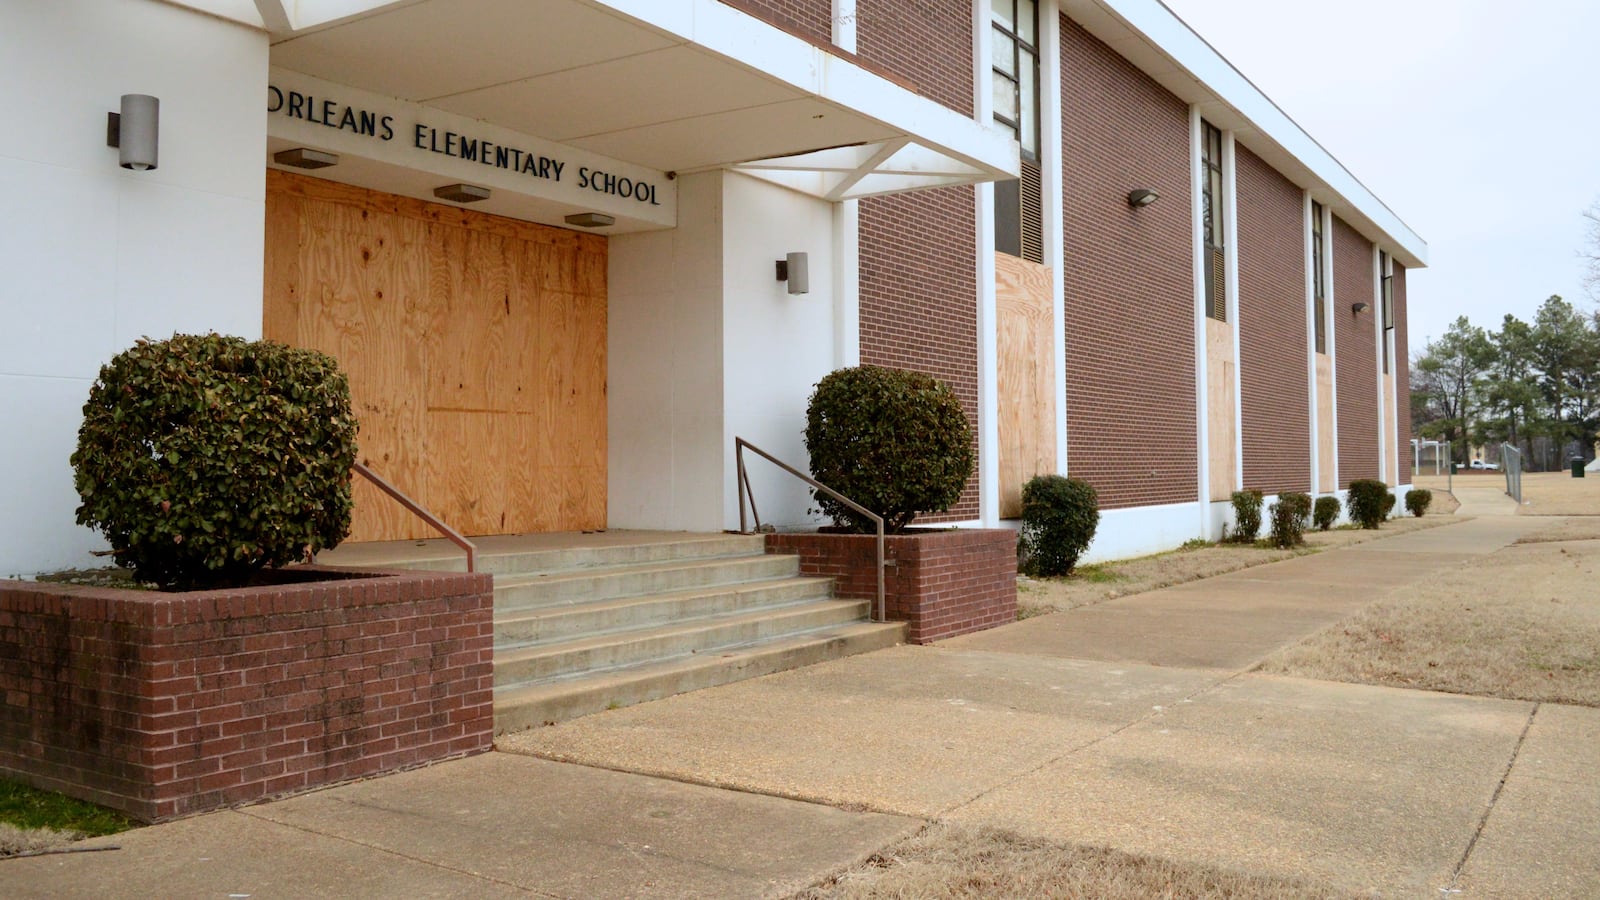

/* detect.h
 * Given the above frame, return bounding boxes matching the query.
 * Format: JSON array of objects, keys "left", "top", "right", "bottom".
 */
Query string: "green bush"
[
  {"left": 1313, "top": 495, "right": 1340, "bottom": 531},
  {"left": 1405, "top": 488, "right": 1433, "bottom": 518},
  {"left": 804, "top": 365, "right": 974, "bottom": 533},
  {"left": 1346, "top": 479, "right": 1390, "bottom": 529},
  {"left": 1018, "top": 475, "right": 1100, "bottom": 576},
  {"left": 1381, "top": 492, "right": 1397, "bottom": 519},
  {"left": 1268, "top": 491, "right": 1313, "bottom": 548},
  {"left": 73, "top": 334, "right": 358, "bottom": 590},
  {"left": 1227, "top": 490, "right": 1263, "bottom": 543}
]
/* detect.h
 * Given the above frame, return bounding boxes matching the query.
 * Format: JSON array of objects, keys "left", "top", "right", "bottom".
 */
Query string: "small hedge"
[
  {"left": 1228, "top": 490, "right": 1263, "bottom": 543},
  {"left": 1346, "top": 479, "right": 1390, "bottom": 529},
  {"left": 1381, "top": 492, "right": 1397, "bottom": 520},
  {"left": 1313, "top": 495, "right": 1340, "bottom": 531},
  {"left": 1018, "top": 475, "right": 1100, "bottom": 577},
  {"left": 1405, "top": 488, "right": 1433, "bottom": 518},
  {"left": 805, "top": 366, "right": 973, "bottom": 534},
  {"left": 73, "top": 334, "right": 358, "bottom": 590},
  {"left": 1268, "top": 491, "right": 1313, "bottom": 548}
]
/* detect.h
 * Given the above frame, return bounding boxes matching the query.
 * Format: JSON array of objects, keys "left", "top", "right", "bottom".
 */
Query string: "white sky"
[{"left": 1159, "top": 0, "right": 1600, "bottom": 348}]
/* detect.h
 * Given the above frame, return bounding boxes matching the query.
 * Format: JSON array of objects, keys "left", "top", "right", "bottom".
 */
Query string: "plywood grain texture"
[
  {"left": 995, "top": 253, "right": 1056, "bottom": 518},
  {"left": 1384, "top": 372, "right": 1398, "bottom": 486},
  {"left": 263, "top": 170, "right": 607, "bottom": 541},
  {"left": 1316, "top": 355, "right": 1335, "bottom": 493},
  {"left": 1206, "top": 317, "right": 1237, "bottom": 500}
]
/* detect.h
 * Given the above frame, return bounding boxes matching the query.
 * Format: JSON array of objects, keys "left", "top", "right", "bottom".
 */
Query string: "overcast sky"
[{"left": 1159, "top": 0, "right": 1599, "bottom": 349}]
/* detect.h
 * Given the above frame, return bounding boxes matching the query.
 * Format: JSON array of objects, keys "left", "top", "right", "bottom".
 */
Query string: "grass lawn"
[
  {"left": 792, "top": 823, "right": 1354, "bottom": 899},
  {"left": 1258, "top": 524, "right": 1600, "bottom": 707},
  {"left": 1019, "top": 515, "right": 1455, "bottom": 615},
  {"left": 1516, "top": 470, "right": 1600, "bottom": 515},
  {"left": 0, "top": 777, "right": 139, "bottom": 857}
]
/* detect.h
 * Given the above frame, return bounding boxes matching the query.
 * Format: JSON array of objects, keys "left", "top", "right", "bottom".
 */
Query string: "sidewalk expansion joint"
[
  {"left": 1444, "top": 701, "right": 1539, "bottom": 892},
  {"left": 235, "top": 807, "right": 568, "bottom": 899}
]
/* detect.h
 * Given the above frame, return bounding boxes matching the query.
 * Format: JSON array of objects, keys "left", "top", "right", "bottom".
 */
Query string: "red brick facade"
[
  {"left": 766, "top": 530, "right": 1017, "bottom": 644},
  {"left": 1394, "top": 263, "right": 1411, "bottom": 482},
  {"left": 1333, "top": 215, "right": 1379, "bottom": 485},
  {"left": 1060, "top": 17, "right": 1198, "bottom": 509},
  {"left": 1236, "top": 146, "right": 1311, "bottom": 495},
  {"left": 0, "top": 569, "right": 493, "bottom": 822},
  {"left": 856, "top": 0, "right": 974, "bottom": 116},
  {"left": 717, "top": 0, "right": 831, "bottom": 46}
]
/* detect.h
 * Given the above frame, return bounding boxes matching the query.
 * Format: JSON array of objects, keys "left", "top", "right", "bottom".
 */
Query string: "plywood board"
[
  {"left": 996, "top": 253, "right": 1057, "bottom": 519},
  {"left": 1206, "top": 318, "right": 1237, "bottom": 500},
  {"left": 1316, "top": 356, "right": 1336, "bottom": 493},
  {"left": 1384, "top": 372, "right": 1398, "bottom": 486},
  {"left": 263, "top": 170, "right": 606, "bottom": 541}
]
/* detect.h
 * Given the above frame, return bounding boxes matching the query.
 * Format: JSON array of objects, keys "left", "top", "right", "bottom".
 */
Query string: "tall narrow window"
[
  {"left": 1201, "top": 121, "right": 1226, "bottom": 321},
  {"left": 1381, "top": 251, "right": 1394, "bottom": 373},
  {"left": 991, "top": 0, "right": 1042, "bottom": 263},
  {"left": 1312, "top": 201, "right": 1326, "bottom": 354}
]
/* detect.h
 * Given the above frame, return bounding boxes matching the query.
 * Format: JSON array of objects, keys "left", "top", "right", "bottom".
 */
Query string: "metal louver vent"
[
  {"left": 1205, "top": 246, "right": 1227, "bottom": 321},
  {"left": 1020, "top": 158, "right": 1044, "bottom": 264}
]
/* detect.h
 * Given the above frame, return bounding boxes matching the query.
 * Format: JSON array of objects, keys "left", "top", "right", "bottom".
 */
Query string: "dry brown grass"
[
  {"left": 0, "top": 823, "right": 76, "bottom": 858},
  {"left": 1516, "top": 517, "right": 1600, "bottom": 544},
  {"left": 1019, "top": 517, "right": 1457, "bottom": 615},
  {"left": 1516, "top": 471, "right": 1600, "bottom": 516},
  {"left": 1259, "top": 540, "right": 1600, "bottom": 706},
  {"left": 790, "top": 823, "right": 1354, "bottom": 900}
]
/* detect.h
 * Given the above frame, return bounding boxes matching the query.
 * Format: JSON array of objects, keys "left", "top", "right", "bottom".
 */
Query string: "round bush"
[
  {"left": 1346, "top": 479, "right": 1389, "bottom": 530},
  {"left": 1405, "top": 488, "right": 1433, "bottom": 518},
  {"left": 1019, "top": 475, "right": 1100, "bottom": 576},
  {"left": 73, "top": 334, "right": 358, "bottom": 590},
  {"left": 1269, "top": 492, "right": 1313, "bottom": 548},
  {"left": 1313, "top": 495, "right": 1340, "bottom": 531},
  {"left": 804, "top": 366, "right": 974, "bottom": 533},
  {"left": 1228, "top": 490, "right": 1264, "bottom": 543}
]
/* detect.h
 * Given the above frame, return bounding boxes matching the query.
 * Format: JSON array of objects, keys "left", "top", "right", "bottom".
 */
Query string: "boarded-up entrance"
[{"left": 263, "top": 170, "right": 606, "bottom": 541}]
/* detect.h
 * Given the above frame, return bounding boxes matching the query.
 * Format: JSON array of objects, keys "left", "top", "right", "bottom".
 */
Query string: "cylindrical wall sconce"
[{"left": 107, "top": 94, "right": 160, "bottom": 171}]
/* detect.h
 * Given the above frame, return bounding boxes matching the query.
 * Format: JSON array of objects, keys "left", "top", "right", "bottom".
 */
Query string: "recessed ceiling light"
[
  {"left": 565, "top": 212, "right": 615, "bottom": 228},
  {"left": 274, "top": 148, "right": 339, "bottom": 169},
  {"left": 434, "top": 183, "right": 490, "bottom": 203}
]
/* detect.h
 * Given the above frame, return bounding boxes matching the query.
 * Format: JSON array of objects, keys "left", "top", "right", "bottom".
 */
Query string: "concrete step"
[
  {"left": 494, "top": 554, "right": 800, "bottom": 612},
  {"left": 476, "top": 533, "right": 766, "bottom": 576},
  {"left": 494, "top": 599, "right": 869, "bottom": 686},
  {"left": 494, "top": 576, "right": 834, "bottom": 647},
  {"left": 494, "top": 621, "right": 906, "bottom": 732}
]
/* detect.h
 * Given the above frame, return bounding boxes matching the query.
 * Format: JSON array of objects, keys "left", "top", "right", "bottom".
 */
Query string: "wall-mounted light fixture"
[
  {"left": 1127, "top": 188, "right": 1159, "bottom": 208},
  {"left": 274, "top": 148, "right": 339, "bottom": 169},
  {"left": 565, "top": 212, "right": 615, "bottom": 228},
  {"left": 106, "top": 94, "right": 159, "bottom": 171},
  {"left": 1351, "top": 301, "right": 1372, "bottom": 314},
  {"left": 775, "top": 252, "right": 809, "bottom": 295},
  {"left": 434, "top": 183, "right": 490, "bottom": 203}
]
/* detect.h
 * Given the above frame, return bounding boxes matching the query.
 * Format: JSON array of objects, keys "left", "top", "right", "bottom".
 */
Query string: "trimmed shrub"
[
  {"left": 1228, "top": 490, "right": 1264, "bottom": 543},
  {"left": 73, "top": 334, "right": 358, "bottom": 590},
  {"left": 1018, "top": 475, "right": 1100, "bottom": 576},
  {"left": 1346, "top": 479, "right": 1390, "bottom": 529},
  {"left": 1268, "top": 492, "right": 1312, "bottom": 549},
  {"left": 1405, "top": 488, "right": 1433, "bottom": 518},
  {"left": 1313, "top": 495, "right": 1340, "bottom": 531},
  {"left": 1382, "top": 492, "right": 1397, "bottom": 519},
  {"left": 805, "top": 365, "right": 974, "bottom": 533}
]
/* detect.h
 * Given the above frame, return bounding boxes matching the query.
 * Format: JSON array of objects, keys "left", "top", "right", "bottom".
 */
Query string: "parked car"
[{"left": 1469, "top": 459, "right": 1501, "bottom": 470}]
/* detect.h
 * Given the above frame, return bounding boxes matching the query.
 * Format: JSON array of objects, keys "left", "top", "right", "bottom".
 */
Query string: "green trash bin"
[{"left": 1573, "top": 457, "right": 1586, "bottom": 478}]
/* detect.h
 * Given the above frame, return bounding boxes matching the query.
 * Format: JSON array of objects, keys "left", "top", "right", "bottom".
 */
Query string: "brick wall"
[
  {"left": 767, "top": 530, "right": 1016, "bottom": 644},
  {"left": 1333, "top": 215, "right": 1379, "bottom": 485},
  {"left": 717, "top": 0, "right": 831, "bottom": 46},
  {"left": 1394, "top": 263, "right": 1411, "bottom": 481},
  {"left": 859, "top": 190, "right": 981, "bottom": 522},
  {"left": 0, "top": 568, "right": 493, "bottom": 822},
  {"left": 856, "top": 0, "right": 973, "bottom": 115},
  {"left": 1061, "top": 17, "right": 1198, "bottom": 509},
  {"left": 1236, "top": 145, "right": 1311, "bottom": 495}
]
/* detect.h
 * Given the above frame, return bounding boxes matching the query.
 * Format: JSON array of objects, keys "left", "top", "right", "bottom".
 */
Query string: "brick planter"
[
  {"left": 0, "top": 567, "right": 493, "bottom": 822},
  {"left": 767, "top": 529, "right": 1017, "bottom": 644}
]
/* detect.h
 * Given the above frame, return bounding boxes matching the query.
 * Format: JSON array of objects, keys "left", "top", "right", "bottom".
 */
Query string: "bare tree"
[{"left": 1585, "top": 202, "right": 1600, "bottom": 301}]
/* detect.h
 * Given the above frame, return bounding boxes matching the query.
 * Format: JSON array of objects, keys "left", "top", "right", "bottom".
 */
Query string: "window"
[
  {"left": 991, "top": 0, "right": 1042, "bottom": 263},
  {"left": 1381, "top": 251, "right": 1394, "bottom": 373},
  {"left": 1201, "top": 121, "right": 1226, "bottom": 321},
  {"left": 1312, "top": 201, "right": 1326, "bottom": 354}
]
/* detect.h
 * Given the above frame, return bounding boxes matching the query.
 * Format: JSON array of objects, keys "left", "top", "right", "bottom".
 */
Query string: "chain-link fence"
[{"left": 1502, "top": 442, "right": 1523, "bottom": 502}]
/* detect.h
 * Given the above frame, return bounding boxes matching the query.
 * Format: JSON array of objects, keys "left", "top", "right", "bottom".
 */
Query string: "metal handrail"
[
  {"left": 734, "top": 437, "right": 884, "bottom": 622},
  {"left": 352, "top": 461, "right": 477, "bottom": 572}
]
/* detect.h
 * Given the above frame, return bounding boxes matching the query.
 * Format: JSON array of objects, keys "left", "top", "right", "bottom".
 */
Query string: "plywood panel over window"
[
  {"left": 263, "top": 170, "right": 606, "bottom": 541},
  {"left": 996, "top": 252, "right": 1056, "bottom": 518}
]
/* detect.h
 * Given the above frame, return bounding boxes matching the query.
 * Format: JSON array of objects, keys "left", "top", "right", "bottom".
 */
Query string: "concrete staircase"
[{"left": 482, "top": 534, "right": 903, "bottom": 733}]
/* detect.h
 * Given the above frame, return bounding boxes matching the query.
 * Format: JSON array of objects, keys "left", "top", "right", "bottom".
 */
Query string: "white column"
[
  {"left": 1325, "top": 204, "right": 1339, "bottom": 488},
  {"left": 973, "top": 0, "right": 1000, "bottom": 525},
  {"left": 1373, "top": 245, "right": 1386, "bottom": 484},
  {"left": 1042, "top": 0, "right": 1068, "bottom": 476},
  {"left": 1303, "top": 191, "right": 1319, "bottom": 492},
  {"left": 1223, "top": 130, "right": 1243, "bottom": 488},
  {"left": 832, "top": 0, "right": 857, "bottom": 52}
]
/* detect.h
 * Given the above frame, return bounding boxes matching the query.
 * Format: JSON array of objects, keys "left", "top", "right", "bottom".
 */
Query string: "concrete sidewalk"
[{"left": 8, "top": 516, "right": 1596, "bottom": 898}]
